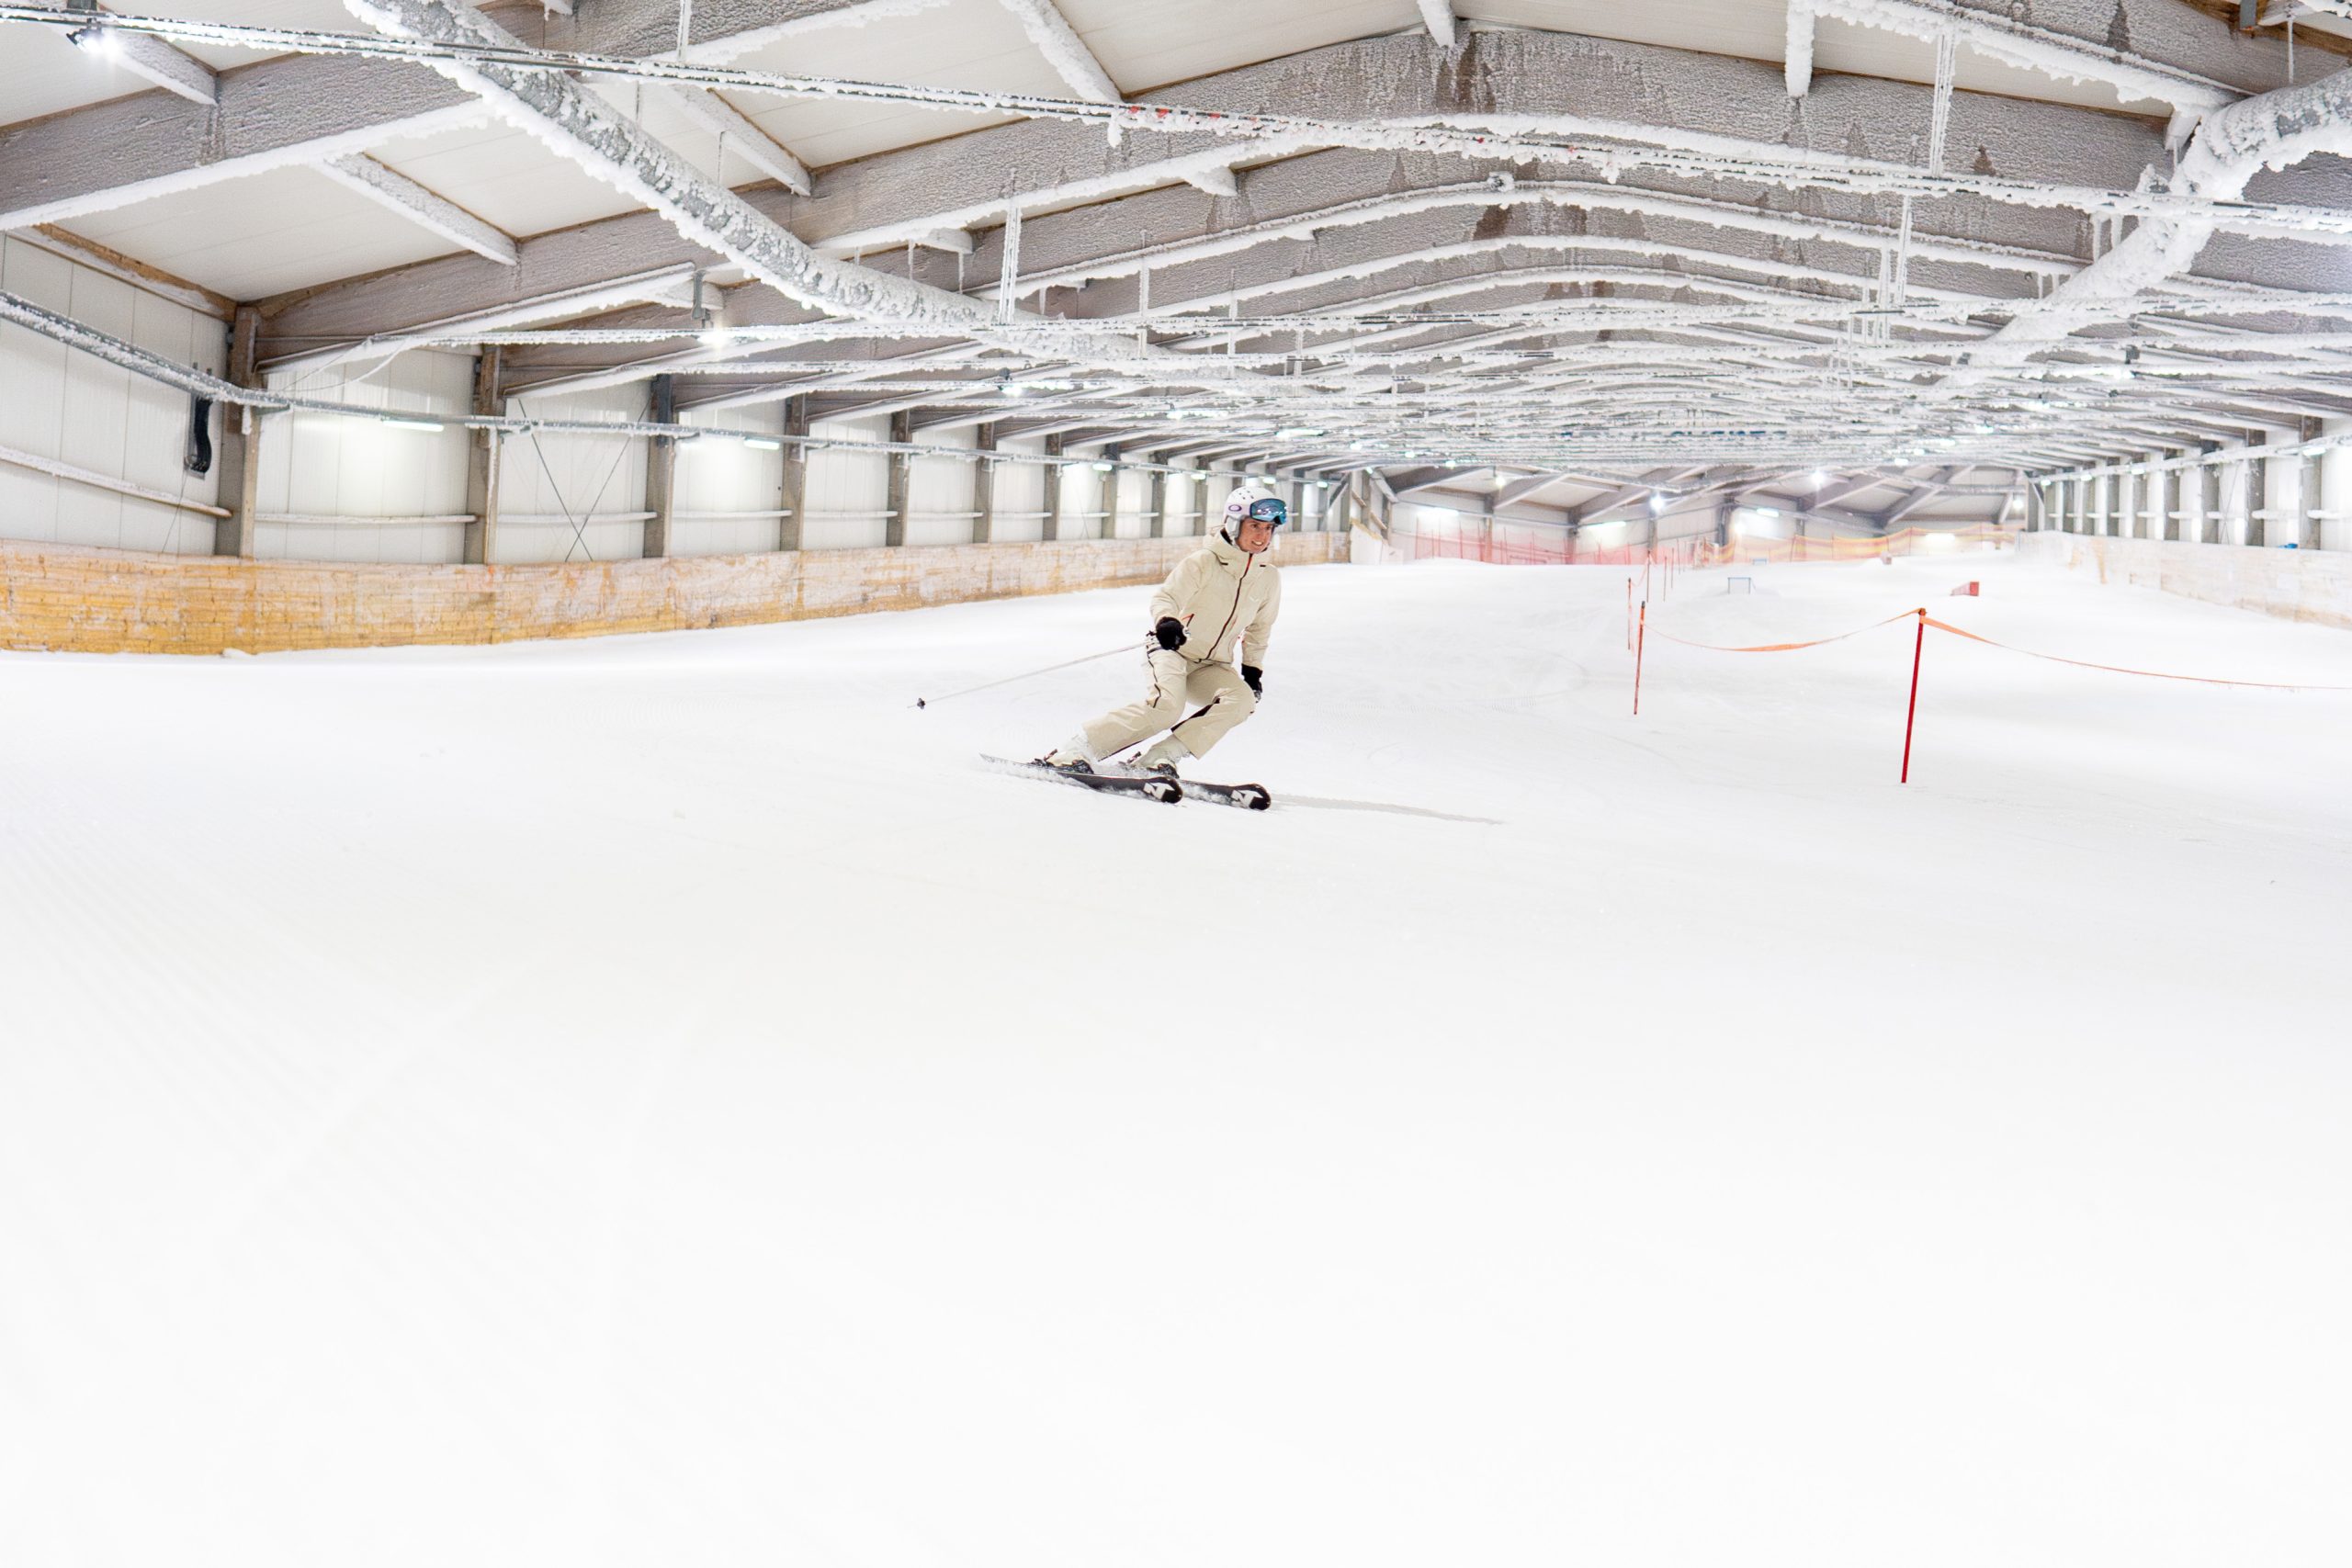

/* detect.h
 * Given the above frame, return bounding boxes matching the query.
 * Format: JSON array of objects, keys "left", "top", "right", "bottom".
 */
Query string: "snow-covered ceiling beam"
[
  {"left": 265, "top": 263, "right": 705, "bottom": 373},
  {"left": 12, "top": 17, "right": 2329, "bottom": 265},
  {"left": 0, "top": 0, "right": 914, "bottom": 231},
  {"left": 1785, "top": 0, "right": 2252, "bottom": 129},
  {"left": 337, "top": 0, "right": 1152, "bottom": 367},
  {"left": 318, "top": 153, "right": 519, "bottom": 265},
  {"left": 0, "top": 55, "right": 487, "bottom": 231},
  {"left": 996, "top": 0, "right": 1120, "bottom": 103},
  {"left": 220, "top": 24, "right": 2326, "bottom": 356}
]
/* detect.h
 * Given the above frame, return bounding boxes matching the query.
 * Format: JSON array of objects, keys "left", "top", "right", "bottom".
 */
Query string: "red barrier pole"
[
  {"left": 1900, "top": 608, "right": 1925, "bottom": 783},
  {"left": 1634, "top": 600, "right": 1648, "bottom": 716}
]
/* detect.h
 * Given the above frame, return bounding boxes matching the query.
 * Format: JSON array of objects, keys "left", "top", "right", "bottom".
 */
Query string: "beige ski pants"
[{"left": 1081, "top": 646, "right": 1258, "bottom": 762}]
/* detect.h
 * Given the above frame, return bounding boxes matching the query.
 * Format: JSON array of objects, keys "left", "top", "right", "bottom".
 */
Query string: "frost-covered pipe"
[{"left": 1991, "top": 67, "right": 2352, "bottom": 351}]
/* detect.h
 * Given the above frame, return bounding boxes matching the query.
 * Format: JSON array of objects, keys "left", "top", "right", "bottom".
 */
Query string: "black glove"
[
  {"left": 1241, "top": 665, "right": 1263, "bottom": 696},
  {"left": 1153, "top": 616, "right": 1186, "bottom": 651}
]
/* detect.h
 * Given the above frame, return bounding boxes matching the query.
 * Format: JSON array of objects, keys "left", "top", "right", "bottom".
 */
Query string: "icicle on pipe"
[{"left": 1786, "top": 0, "right": 1815, "bottom": 97}]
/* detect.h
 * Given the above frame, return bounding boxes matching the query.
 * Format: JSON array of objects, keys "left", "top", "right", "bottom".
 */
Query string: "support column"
[
  {"left": 1041, "top": 433, "right": 1065, "bottom": 543},
  {"left": 2199, "top": 458, "right": 2222, "bottom": 545},
  {"left": 1102, "top": 447, "right": 1122, "bottom": 539},
  {"left": 642, "top": 373, "right": 678, "bottom": 559},
  {"left": 2245, "top": 438, "right": 2267, "bottom": 547},
  {"left": 2298, "top": 441, "right": 2324, "bottom": 549},
  {"left": 463, "top": 346, "right": 503, "bottom": 566},
  {"left": 212, "top": 304, "right": 265, "bottom": 558},
  {"left": 776, "top": 396, "right": 808, "bottom": 552},
  {"left": 2160, "top": 457, "right": 2181, "bottom": 542},
  {"left": 2321, "top": 423, "right": 2351, "bottom": 552},
  {"left": 1148, "top": 457, "right": 1170, "bottom": 538},
  {"left": 885, "top": 410, "right": 912, "bottom": 547},
  {"left": 971, "top": 422, "right": 996, "bottom": 545}
]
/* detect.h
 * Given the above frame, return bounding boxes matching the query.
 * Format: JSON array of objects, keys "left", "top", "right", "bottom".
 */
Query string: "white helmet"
[{"left": 1221, "top": 482, "right": 1287, "bottom": 534}]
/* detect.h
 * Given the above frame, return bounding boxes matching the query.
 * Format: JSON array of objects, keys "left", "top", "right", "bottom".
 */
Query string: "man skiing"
[{"left": 1042, "top": 482, "right": 1286, "bottom": 778}]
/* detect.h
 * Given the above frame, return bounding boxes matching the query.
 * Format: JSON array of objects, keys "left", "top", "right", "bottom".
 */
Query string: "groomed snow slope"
[{"left": 6, "top": 552, "right": 2352, "bottom": 1566}]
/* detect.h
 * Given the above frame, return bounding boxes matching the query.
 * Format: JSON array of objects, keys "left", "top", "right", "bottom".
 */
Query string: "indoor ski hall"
[{"left": 6, "top": 2, "right": 2351, "bottom": 1564}]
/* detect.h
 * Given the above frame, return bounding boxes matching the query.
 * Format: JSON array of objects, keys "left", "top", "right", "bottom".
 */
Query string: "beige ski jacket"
[{"left": 1149, "top": 531, "right": 1282, "bottom": 669}]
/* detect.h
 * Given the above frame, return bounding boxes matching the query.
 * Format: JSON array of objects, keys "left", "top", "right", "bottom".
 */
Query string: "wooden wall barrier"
[
  {"left": 2019, "top": 532, "right": 2352, "bottom": 632},
  {"left": 0, "top": 531, "right": 1354, "bottom": 656}
]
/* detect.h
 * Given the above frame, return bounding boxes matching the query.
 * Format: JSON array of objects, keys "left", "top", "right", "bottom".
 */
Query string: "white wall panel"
[
  {"left": 498, "top": 385, "right": 652, "bottom": 564},
  {"left": 1164, "top": 467, "right": 1207, "bottom": 537},
  {"left": 2217, "top": 449, "right": 2251, "bottom": 546},
  {"left": 905, "top": 425, "right": 977, "bottom": 547},
  {"left": 800, "top": 415, "right": 888, "bottom": 550},
  {"left": 1057, "top": 462, "right": 1102, "bottom": 541},
  {"left": 675, "top": 404, "right": 786, "bottom": 557},
  {"left": 991, "top": 436, "right": 1046, "bottom": 544},
  {"left": 1113, "top": 470, "right": 1151, "bottom": 539},
  {"left": 0, "top": 238, "right": 225, "bottom": 554},
  {"left": 2322, "top": 420, "right": 2351, "bottom": 553},
  {"left": 258, "top": 348, "right": 472, "bottom": 563}
]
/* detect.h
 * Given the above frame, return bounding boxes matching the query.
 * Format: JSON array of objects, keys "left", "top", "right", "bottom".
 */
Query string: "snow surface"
[{"left": 6, "top": 552, "right": 2352, "bottom": 1566}]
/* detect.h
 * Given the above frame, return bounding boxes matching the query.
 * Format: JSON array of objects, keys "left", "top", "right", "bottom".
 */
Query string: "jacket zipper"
[{"left": 1206, "top": 554, "right": 1252, "bottom": 658}]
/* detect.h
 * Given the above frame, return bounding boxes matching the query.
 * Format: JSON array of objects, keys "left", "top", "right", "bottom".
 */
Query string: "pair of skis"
[{"left": 987, "top": 757, "right": 1272, "bottom": 811}]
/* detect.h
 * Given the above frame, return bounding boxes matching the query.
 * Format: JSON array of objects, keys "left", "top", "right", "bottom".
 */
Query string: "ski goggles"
[{"left": 1242, "top": 497, "right": 1288, "bottom": 527}]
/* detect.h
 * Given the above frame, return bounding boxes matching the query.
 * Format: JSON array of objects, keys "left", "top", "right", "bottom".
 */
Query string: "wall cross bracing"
[{"left": 8, "top": 0, "right": 2352, "bottom": 561}]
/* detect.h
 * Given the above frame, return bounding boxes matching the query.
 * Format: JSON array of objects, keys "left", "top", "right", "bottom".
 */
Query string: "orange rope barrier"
[
  {"left": 1919, "top": 616, "right": 2352, "bottom": 692},
  {"left": 1645, "top": 609, "right": 1924, "bottom": 654}
]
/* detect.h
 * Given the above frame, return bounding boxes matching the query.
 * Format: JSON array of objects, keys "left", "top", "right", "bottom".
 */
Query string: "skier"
[{"left": 1041, "top": 482, "right": 1286, "bottom": 778}]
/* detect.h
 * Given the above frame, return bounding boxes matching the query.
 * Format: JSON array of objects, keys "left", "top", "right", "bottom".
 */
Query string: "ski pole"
[{"left": 913, "top": 641, "right": 1137, "bottom": 709}]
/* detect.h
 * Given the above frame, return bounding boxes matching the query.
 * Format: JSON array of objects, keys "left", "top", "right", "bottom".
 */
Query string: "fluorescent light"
[
  {"left": 1274, "top": 427, "right": 1324, "bottom": 439},
  {"left": 742, "top": 437, "right": 782, "bottom": 450},
  {"left": 1811, "top": 469, "right": 1827, "bottom": 486},
  {"left": 70, "top": 24, "right": 122, "bottom": 60},
  {"left": 383, "top": 417, "right": 445, "bottom": 433},
  {"left": 1091, "top": 461, "right": 1114, "bottom": 472},
  {"left": 1648, "top": 492, "right": 1667, "bottom": 513}
]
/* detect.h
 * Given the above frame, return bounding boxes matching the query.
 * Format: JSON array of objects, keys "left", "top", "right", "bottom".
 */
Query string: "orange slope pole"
[{"left": 1634, "top": 600, "right": 1648, "bottom": 716}]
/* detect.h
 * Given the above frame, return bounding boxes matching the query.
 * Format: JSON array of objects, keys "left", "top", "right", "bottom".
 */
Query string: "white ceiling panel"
[
  {"left": 369, "top": 117, "right": 643, "bottom": 240},
  {"left": 1061, "top": 0, "right": 1417, "bottom": 95},
  {"left": 139, "top": 0, "right": 353, "bottom": 70},
  {"left": 0, "top": 22, "right": 155, "bottom": 126},
  {"left": 62, "top": 164, "right": 476, "bottom": 298},
  {"left": 722, "top": 0, "right": 1070, "bottom": 169}
]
